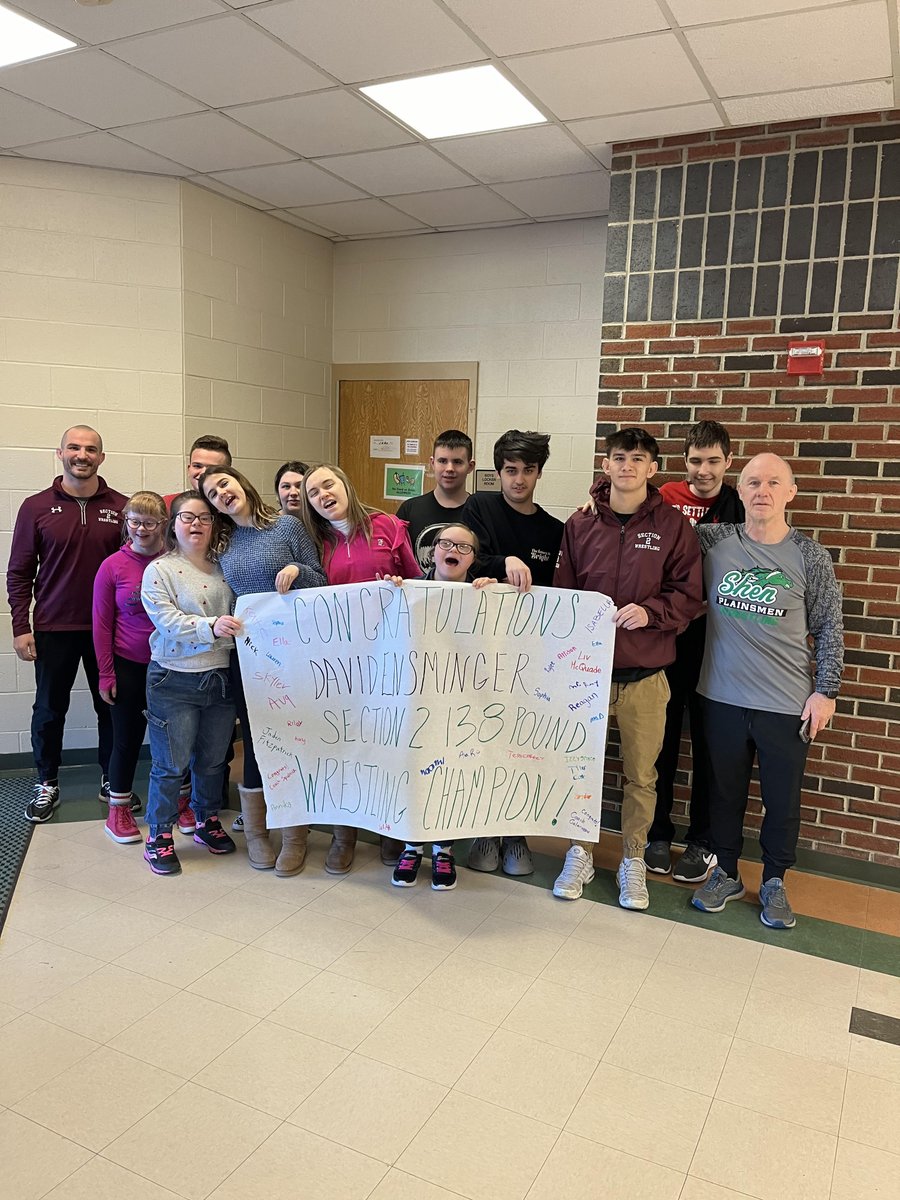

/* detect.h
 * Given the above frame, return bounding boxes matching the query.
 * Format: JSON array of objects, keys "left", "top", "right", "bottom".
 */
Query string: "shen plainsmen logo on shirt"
[{"left": 715, "top": 567, "right": 794, "bottom": 626}]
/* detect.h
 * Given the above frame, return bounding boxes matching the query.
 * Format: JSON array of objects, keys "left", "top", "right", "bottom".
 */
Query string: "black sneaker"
[
  {"left": 193, "top": 816, "right": 236, "bottom": 855},
  {"left": 431, "top": 851, "right": 457, "bottom": 891},
  {"left": 392, "top": 848, "right": 422, "bottom": 887},
  {"left": 25, "top": 781, "right": 60, "bottom": 823},
  {"left": 144, "top": 832, "right": 181, "bottom": 876},
  {"left": 99, "top": 777, "right": 142, "bottom": 813},
  {"left": 644, "top": 840, "right": 672, "bottom": 874},
  {"left": 673, "top": 844, "right": 717, "bottom": 883}
]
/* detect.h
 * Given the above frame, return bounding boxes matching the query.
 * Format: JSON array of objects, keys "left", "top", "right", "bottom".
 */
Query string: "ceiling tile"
[
  {"left": 507, "top": 33, "right": 710, "bottom": 120},
  {"left": 269, "top": 208, "right": 338, "bottom": 236},
  {"left": 209, "top": 161, "right": 365, "bottom": 207},
  {"left": 315, "top": 145, "right": 472, "bottom": 195},
  {"left": 386, "top": 185, "right": 525, "bottom": 226},
  {"left": 0, "top": 49, "right": 203, "bottom": 128},
  {"left": 724, "top": 79, "right": 895, "bottom": 125},
  {"left": 567, "top": 102, "right": 722, "bottom": 146},
  {"left": 686, "top": 3, "right": 892, "bottom": 96},
  {"left": 493, "top": 172, "right": 610, "bottom": 217},
  {"left": 0, "top": 91, "right": 93, "bottom": 149},
  {"left": 106, "top": 15, "right": 332, "bottom": 107},
  {"left": 437, "top": 124, "right": 599, "bottom": 183},
  {"left": 226, "top": 91, "right": 413, "bottom": 157},
  {"left": 444, "top": 0, "right": 669, "bottom": 56},
  {"left": 668, "top": 0, "right": 854, "bottom": 24},
  {"left": 248, "top": 0, "right": 486, "bottom": 84},
  {"left": 187, "top": 176, "right": 276, "bottom": 210},
  {"left": 286, "top": 198, "right": 428, "bottom": 235},
  {"left": 115, "top": 112, "right": 295, "bottom": 173},
  {"left": 16, "top": 132, "right": 191, "bottom": 174},
  {"left": 7, "top": 0, "right": 224, "bottom": 42}
]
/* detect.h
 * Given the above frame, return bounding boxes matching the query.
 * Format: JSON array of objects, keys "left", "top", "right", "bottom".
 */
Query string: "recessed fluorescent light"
[
  {"left": 0, "top": 3, "right": 76, "bottom": 70},
  {"left": 361, "top": 65, "right": 546, "bottom": 140}
]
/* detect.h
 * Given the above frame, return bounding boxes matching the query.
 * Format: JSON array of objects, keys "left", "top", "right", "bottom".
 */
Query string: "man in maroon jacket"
[
  {"left": 7, "top": 426, "right": 127, "bottom": 822},
  {"left": 552, "top": 427, "right": 703, "bottom": 910}
]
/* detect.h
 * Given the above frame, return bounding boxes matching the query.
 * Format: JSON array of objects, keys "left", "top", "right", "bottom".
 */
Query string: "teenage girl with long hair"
[
  {"left": 200, "top": 464, "right": 325, "bottom": 876},
  {"left": 298, "top": 462, "right": 421, "bottom": 874}
]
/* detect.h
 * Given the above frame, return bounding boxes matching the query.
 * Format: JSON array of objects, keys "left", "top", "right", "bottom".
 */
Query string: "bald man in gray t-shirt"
[{"left": 691, "top": 454, "right": 844, "bottom": 931}]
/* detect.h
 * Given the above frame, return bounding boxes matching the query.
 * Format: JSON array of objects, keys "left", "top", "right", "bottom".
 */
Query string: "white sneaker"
[
  {"left": 617, "top": 857, "right": 649, "bottom": 910},
  {"left": 553, "top": 845, "right": 595, "bottom": 900}
]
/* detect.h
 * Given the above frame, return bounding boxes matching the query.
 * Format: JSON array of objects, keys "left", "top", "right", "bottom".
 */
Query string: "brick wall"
[{"left": 598, "top": 112, "right": 899, "bottom": 869}]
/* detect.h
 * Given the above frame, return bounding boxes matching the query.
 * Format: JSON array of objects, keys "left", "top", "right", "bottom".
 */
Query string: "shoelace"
[
  {"left": 621, "top": 859, "right": 645, "bottom": 888},
  {"left": 202, "top": 820, "right": 227, "bottom": 840},
  {"left": 154, "top": 839, "right": 176, "bottom": 859},
  {"left": 397, "top": 851, "right": 420, "bottom": 871},
  {"left": 558, "top": 850, "right": 587, "bottom": 883},
  {"left": 433, "top": 854, "right": 453, "bottom": 876}
]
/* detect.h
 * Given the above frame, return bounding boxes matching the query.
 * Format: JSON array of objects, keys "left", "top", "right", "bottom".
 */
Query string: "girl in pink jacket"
[{"left": 91, "top": 490, "right": 167, "bottom": 844}]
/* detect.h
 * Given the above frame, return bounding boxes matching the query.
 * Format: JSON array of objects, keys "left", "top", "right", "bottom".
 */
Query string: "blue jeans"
[{"left": 144, "top": 663, "right": 235, "bottom": 837}]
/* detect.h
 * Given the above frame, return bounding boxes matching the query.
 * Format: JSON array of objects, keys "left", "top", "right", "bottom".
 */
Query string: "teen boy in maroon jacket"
[{"left": 551, "top": 427, "right": 703, "bottom": 910}]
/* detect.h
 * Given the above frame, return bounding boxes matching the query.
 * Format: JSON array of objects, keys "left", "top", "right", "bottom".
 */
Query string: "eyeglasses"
[
  {"left": 126, "top": 517, "right": 161, "bottom": 530},
  {"left": 175, "top": 511, "right": 214, "bottom": 526},
  {"left": 436, "top": 538, "right": 474, "bottom": 555}
]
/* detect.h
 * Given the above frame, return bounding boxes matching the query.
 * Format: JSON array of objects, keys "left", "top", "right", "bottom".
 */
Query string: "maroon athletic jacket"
[
  {"left": 7, "top": 476, "right": 128, "bottom": 636},
  {"left": 554, "top": 480, "right": 703, "bottom": 671}
]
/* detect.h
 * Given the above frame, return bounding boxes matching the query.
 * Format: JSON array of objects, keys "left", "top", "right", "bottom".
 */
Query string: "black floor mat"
[{"left": 0, "top": 776, "right": 35, "bottom": 936}]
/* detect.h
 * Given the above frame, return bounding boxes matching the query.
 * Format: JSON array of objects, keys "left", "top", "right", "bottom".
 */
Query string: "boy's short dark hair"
[
  {"left": 683, "top": 419, "right": 731, "bottom": 457},
  {"left": 605, "top": 427, "right": 660, "bottom": 463},
  {"left": 432, "top": 429, "right": 473, "bottom": 458},
  {"left": 493, "top": 429, "right": 551, "bottom": 473},
  {"left": 189, "top": 434, "right": 232, "bottom": 465}
]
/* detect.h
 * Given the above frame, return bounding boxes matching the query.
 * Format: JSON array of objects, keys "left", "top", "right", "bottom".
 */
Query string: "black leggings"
[
  {"left": 108, "top": 655, "right": 149, "bottom": 794},
  {"left": 230, "top": 654, "right": 262, "bottom": 790}
]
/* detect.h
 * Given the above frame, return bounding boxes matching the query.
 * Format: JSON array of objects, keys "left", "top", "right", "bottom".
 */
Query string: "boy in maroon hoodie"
[
  {"left": 552, "top": 428, "right": 703, "bottom": 910},
  {"left": 8, "top": 426, "right": 127, "bottom": 822}
]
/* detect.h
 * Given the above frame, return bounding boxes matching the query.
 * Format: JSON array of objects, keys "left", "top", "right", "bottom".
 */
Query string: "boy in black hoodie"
[{"left": 645, "top": 420, "right": 745, "bottom": 883}]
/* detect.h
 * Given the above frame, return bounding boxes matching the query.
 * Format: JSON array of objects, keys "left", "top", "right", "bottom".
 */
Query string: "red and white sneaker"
[
  {"left": 105, "top": 803, "right": 142, "bottom": 844},
  {"left": 176, "top": 795, "right": 196, "bottom": 835}
]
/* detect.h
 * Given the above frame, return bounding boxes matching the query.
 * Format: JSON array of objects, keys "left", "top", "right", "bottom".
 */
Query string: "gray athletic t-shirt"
[{"left": 697, "top": 524, "right": 843, "bottom": 715}]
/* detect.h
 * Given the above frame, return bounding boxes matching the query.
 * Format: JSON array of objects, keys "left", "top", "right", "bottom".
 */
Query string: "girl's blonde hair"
[
  {"left": 298, "top": 463, "right": 385, "bottom": 565},
  {"left": 121, "top": 490, "right": 167, "bottom": 544},
  {"left": 197, "top": 465, "right": 279, "bottom": 550}
]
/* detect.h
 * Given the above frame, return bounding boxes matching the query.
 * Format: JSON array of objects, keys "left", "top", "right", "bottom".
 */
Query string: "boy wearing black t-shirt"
[
  {"left": 463, "top": 430, "right": 564, "bottom": 877},
  {"left": 397, "top": 430, "right": 475, "bottom": 572}
]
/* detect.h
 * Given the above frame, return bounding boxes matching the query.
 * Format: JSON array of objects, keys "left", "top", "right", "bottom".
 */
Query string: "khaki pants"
[{"left": 573, "top": 671, "right": 671, "bottom": 861}]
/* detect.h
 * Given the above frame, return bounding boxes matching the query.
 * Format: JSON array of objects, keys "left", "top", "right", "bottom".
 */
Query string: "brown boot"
[
  {"left": 325, "top": 826, "right": 357, "bottom": 875},
  {"left": 238, "top": 785, "right": 275, "bottom": 870},
  {"left": 380, "top": 836, "right": 404, "bottom": 866},
  {"left": 275, "top": 825, "right": 309, "bottom": 877}
]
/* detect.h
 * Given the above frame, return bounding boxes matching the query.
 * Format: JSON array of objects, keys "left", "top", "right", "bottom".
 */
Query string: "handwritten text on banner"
[{"left": 235, "top": 582, "right": 616, "bottom": 842}]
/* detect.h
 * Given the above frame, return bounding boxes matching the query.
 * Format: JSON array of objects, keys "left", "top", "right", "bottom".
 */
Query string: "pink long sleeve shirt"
[
  {"left": 92, "top": 542, "right": 163, "bottom": 690},
  {"left": 322, "top": 513, "right": 421, "bottom": 585}
]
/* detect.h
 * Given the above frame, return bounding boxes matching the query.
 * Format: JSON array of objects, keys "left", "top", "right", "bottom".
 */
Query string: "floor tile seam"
[
  {"left": 1, "top": 1017, "right": 105, "bottom": 1110},
  {"left": 182, "top": 1057, "right": 346, "bottom": 1126},
  {"left": 561, "top": 1102, "right": 709, "bottom": 1177},
  {"left": 728, "top": 1022, "right": 851, "bottom": 1073},
  {"left": 495, "top": 1010, "right": 612, "bottom": 1063},
  {"left": 22, "top": 975, "right": 181, "bottom": 1049},
  {"left": 101, "top": 1009, "right": 265, "bottom": 1081},
  {"left": 627, "top": 994, "right": 744, "bottom": 1040},
  {"left": 106, "top": 939, "right": 247, "bottom": 991},
  {"left": 599, "top": 1036, "right": 732, "bottom": 1103},
  {"left": 743, "top": 982, "right": 858, "bottom": 1026},
  {"left": 708, "top": 1081, "right": 845, "bottom": 1139},
  {"left": 834, "top": 1131, "right": 900, "bottom": 1161},
  {"left": 548, "top": 1126, "right": 690, "bottom": 1185}
]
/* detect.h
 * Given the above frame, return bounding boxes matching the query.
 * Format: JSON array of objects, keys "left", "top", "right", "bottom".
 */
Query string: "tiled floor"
[{"left": 2, "top": 811, "right": 900, "bottom": 1200}]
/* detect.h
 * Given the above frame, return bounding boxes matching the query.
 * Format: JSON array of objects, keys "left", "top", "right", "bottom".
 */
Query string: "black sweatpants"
[
  {"left": 107, "top": 655, "right": 149, "bottom": 795},
  {"left": 703, "top": 697, "right": 810, "bottom": 882},
  {"left": 649, "top": 620, "right": 710, "bottom": 847},
  {"left": 32, "top": 630, "right": 113, "bottom": 782}
]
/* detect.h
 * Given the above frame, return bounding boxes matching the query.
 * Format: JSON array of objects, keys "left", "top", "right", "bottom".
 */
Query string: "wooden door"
[{"left": 338, "top": 378, "right": 470, "bottom": 513}]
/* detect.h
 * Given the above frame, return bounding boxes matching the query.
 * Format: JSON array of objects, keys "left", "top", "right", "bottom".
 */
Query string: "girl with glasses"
[
  {"left": 200, "top": 465, "right": 325, "bottom": 877},
  {"left": 298, "top": 463, "right": 421, "bottom": 874},
  {"left": 139, "top": 491, "right": 240, "bottom": 875},
  {"left": 91, "top": 491, "right": 168, "bottom": 844},
  {"left": 392, "top": 524, "right": 496, "bottom": 890}
]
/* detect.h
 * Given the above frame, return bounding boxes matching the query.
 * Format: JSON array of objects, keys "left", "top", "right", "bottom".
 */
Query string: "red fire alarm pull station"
[{"left": 786, "top": 339, "right": 825, "bottom": 375}]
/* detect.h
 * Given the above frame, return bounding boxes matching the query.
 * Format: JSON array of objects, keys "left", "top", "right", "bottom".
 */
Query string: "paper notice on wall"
[
  {"left": 235, "top": 582, "right": 616, "bottom": 843},
  {"left": 370, "top": 435, "right": 400, "bottom": 458},
  {"left": 404, "top": 438, "right": 420, "bottom": 455},
  {"left": 384, "top": 464, "right": 425, "bottom": 501}
]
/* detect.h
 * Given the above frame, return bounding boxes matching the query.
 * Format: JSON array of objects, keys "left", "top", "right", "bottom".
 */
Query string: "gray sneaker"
[
  {"left": 673, "top": 843, "right": 717, "bottom": 883},
  {"left": 502, "top": 837, "right": 534, "bottom": 876},
  {"left": 692, "top": 866, "right": 746, "bottom": 913},
  {"left": 644, "top": 840, "right": 672, "bottom": 874},
  {"left": 467, "top": 837, "right": 501, "bottom": 872},
  {"left": 759, "top": 878, "right": 796, "bottom": 929}
]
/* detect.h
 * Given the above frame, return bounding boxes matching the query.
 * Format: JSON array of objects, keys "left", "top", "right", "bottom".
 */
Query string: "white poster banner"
[{"left": 235, "top": 582, "right": 616, "bottom": 843}]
